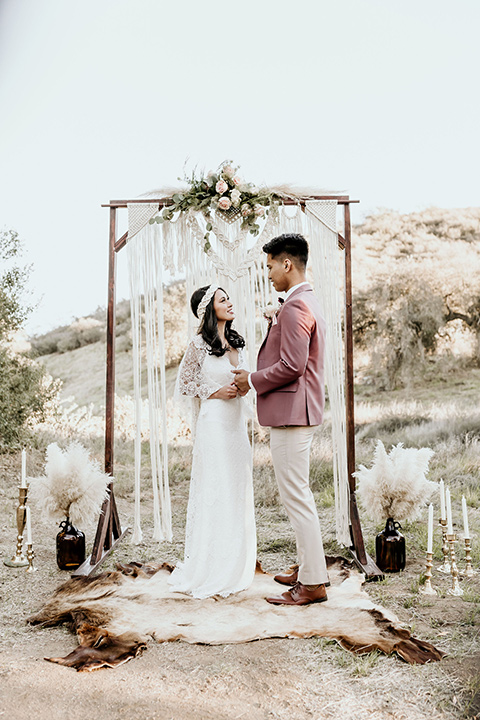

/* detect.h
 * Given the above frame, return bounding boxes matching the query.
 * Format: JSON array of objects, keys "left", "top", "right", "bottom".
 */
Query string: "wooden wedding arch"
[{"left": 73, "top": 194, "right": 383, "bottom": 580}]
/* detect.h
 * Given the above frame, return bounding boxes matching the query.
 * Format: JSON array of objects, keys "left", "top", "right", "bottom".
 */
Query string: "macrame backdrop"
[{"left": 126, "top": 201, "right": 350, "bottom": 547}]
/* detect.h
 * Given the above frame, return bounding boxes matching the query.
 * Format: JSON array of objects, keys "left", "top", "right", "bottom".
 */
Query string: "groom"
[{"left": 233, "top": 233, "right": 329, "bottom": 606}]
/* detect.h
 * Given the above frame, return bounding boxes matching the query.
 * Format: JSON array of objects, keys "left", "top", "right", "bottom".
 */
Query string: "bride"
[{"left": 168, "top": 284, "right": 257, "bottom": 599}]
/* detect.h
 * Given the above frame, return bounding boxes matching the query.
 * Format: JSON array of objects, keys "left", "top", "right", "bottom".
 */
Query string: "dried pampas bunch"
[
  {"left": 29, "top": 442, "right": 110, "bottom": 527},
  {"left": 354, "top": 441, "right": 437, "bottom": 524}
]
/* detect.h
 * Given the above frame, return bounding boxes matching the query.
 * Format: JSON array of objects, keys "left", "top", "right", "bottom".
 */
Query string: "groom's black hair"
[
  {"left": 191, "top": 286, "right": 245, "bottom": 357},
  {"left": 262, "top": 233, "right": 309, "bottom": 269}
]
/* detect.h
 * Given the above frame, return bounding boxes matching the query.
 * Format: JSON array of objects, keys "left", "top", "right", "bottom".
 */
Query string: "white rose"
[
  {"left": 222, "top": 165, "right": 235, "bottom": 179},
  {"left": 216, "top": 180, "right": 228, "bottom": 194},
  {"left": 230, "top": 189, "right": 241, "bottom": 207}
]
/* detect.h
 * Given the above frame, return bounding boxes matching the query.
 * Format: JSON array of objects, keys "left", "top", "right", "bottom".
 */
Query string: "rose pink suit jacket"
[{"left": 251, "top": 285, "right": 326, "bottom": 427}]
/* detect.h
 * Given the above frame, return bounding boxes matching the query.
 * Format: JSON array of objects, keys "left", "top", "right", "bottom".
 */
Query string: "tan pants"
[{"left": 270, "top": 426, "right": 328, "bottom": 586}]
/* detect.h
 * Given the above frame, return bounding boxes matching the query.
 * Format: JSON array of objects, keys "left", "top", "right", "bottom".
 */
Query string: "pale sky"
[{"left": 0, "top": 0, "right": 478, "bottom": 334}]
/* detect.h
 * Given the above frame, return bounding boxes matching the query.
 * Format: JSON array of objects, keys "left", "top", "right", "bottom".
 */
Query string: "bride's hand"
[{"left": 209, "top": 382, "right": 238, "bottom": 400}]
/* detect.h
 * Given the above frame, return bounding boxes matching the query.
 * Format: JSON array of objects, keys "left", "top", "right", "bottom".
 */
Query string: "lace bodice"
[{"left": 175, "top": 335, "right": 247, "bottom": 401}]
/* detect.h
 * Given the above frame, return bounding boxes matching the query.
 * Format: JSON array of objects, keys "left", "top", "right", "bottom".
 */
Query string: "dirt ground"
[{"left": 1, "top": 451, "right": 479, "bottom": 720}]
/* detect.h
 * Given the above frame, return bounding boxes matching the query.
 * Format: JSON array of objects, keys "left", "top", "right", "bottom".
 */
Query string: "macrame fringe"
[
  {"left": 126, "top": 202, "right": 350, "bottom": 546},
  {"left": 306, "top": 201, "right": 351, "bottom": 545}
]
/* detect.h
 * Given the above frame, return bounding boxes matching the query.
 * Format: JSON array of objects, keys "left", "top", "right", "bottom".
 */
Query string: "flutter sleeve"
[{"left": 174, "top": 336, "right": 222, "bottom": 401}]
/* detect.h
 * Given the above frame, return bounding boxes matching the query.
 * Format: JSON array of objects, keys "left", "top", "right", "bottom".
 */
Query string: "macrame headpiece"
[{"left": 197, "top": 284, "right": 220, "bottom": 322}]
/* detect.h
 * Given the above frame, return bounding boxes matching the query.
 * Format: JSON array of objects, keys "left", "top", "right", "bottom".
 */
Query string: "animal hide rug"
[{"left": 28, "top": 557, "right": 444, "bottom": 671}]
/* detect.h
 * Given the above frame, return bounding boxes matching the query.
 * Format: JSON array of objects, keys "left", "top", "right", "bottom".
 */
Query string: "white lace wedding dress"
[{"left": 168, "top": 335, "right": 257, "bottom": 599}]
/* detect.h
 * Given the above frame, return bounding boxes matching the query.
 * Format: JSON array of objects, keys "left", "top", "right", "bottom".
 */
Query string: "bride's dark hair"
[{"left": 191, "top": 286, "right": 245, "bottom": 357}]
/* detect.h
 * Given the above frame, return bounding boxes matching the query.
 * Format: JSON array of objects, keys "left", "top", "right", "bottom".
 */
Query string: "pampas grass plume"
[
  {"left": 29, "top": 442, "right": 109, "bottom": 527},
  {"left": 354, "top": 440, "right": 437, "bottom": 524}
]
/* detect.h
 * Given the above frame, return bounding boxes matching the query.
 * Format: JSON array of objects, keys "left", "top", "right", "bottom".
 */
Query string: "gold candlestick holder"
[
  {"left": 25, "top": 543, "right": 36, "bottom": 573},
  {"left": 4, "top": 486, "right": 29, "bottom": 568},
  {"left": 463, "top": 538, "right": 475, "bottom": 578},
  {"left": 438, "top": 518, "right": 451, "bottom": 574},
  {"left": 420, "top": 551, "right": 437, "bottom": 595},
  {"left": 447, "top": 533, "right": 464, "bottom": 596}
]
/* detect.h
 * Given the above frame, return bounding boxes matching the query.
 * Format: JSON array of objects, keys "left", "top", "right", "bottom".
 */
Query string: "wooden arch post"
[
  {"left": 73, "top": 206, "right": 128, "bottom": 576},
  {"left": 76, "top": 195, "right": 382, "bottom": 579}
]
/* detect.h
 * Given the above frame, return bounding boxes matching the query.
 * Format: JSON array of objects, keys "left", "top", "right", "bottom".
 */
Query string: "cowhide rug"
[{"left": 28, "top": 557, "right": 445, "bottom": 671}]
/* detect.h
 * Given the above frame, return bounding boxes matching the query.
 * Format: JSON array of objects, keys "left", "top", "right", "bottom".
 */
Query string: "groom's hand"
[{"left": 232, "top": 368, "right": 250, "bottom": 395}]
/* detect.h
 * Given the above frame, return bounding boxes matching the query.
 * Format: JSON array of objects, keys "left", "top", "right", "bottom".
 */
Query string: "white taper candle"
[
  {"left": 21, "top": 449, "right": 27, "bottom": 488},
  {"left": 439, "top": 479, "right": 446, "bottom": 521},
  {"left": 446, "top": 487, "right": 453, "bottom": 535},
  {"left": 427, "top": 503, "right": 434, "bottom": 554},
  {"left": 25, "top": 506, "right": 32, "bottom": 545},
  {"left": 462, "top": 496, "right": 470, "bottom": 539}
]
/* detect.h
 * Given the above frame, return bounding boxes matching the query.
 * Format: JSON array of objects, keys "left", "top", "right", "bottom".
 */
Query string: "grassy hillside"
[{"left": 39, "top": 341, "right": 179, "bottom": 413}]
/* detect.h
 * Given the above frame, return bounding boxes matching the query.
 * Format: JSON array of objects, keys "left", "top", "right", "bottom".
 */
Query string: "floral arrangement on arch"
[{"left": 150, "top": 161, "right": 283, "bottom": 244}]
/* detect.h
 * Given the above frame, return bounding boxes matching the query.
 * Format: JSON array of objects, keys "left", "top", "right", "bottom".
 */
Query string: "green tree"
[
  {"left": 0, "top": 229, "right": 32, "bottom": 337},
  {"left": 353, "top": 271, "right": 445, "bottom": 388},
  {"left": 352, "top": 208, "right": 480, "bottom": 386},
  {"left": 0, "top": 229, "right": 58, "bottom": 449}
]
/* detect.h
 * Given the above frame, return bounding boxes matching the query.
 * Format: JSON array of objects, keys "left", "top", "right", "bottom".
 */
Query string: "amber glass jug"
[
  {"left": 375, "top": 518, "right": 406, "bottom": 572},
  {"left": 56, "top": 518, "right": 86, "bottom": 570}
]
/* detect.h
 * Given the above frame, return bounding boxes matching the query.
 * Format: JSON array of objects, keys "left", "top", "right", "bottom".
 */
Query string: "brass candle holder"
[
  {"left": 420, "top": 551, "right": 437, "bottom": 595},
  {"left": 4, "top": 486, "right": 29, "bottom": 568},
  {"left": 447, "top": 533, "right": 464, "bottom": 596},
  {"left": 25, "top": 543, "right": 36, "bottom": 573},
  {"left": 437, "top": 518, "right": 451, "bottom": 574},
  {"left": 463, "top": 538, "right": 475, "bottom": 578}
]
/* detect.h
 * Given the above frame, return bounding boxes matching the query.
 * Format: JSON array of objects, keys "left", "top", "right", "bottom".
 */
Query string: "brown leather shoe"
[
  {"left": 274, "top": 566, "right": 299, "bottom": 586},
  {"left": 266, "top": 582, "right": 328, "bottom": 606},
  {"left": 274, "top": 568, "right": 330, "bottom": 588}
]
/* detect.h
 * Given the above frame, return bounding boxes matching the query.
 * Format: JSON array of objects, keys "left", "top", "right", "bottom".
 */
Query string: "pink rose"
[
  {"left": 230, "top": 189, "right": 241, "bottom": 207},
  {"left": 216, "top": 180, "right": 228, "bottom": 194},
  {"left": 232, "top": 176, "right": 242, "bottom": 186},
  {"left": 218, "top": 196, "right": 232, "bottom": 210},
  {"left": 222, "top": 165, "right": 234, "bottom": 179},
  {"left": 241, "top": 203, "right": 253, "bottom": 217}
]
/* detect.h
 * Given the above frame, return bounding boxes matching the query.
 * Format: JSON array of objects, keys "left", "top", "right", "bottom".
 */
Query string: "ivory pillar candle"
[
  {"left": 20, "top": 449, "right": 27, "bottom": 488},
  {"left": 25, "top": 506, "right": 32, "bottom": 546},
  {"left": 446, "top": 487, "right": 453, "bottom": 535},
  {"left": 462, "top": 496, "right": 470, "bottom": 539},
  {"left": 427, "top": 503, "right": 434, "bottom": 554},
  {"left": 439, "top": 479, "right": 446, "bottom": 521}
]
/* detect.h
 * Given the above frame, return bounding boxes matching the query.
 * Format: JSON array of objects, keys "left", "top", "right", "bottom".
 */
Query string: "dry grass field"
[
  {"left": 4, "top": 205, "right": 480, "bottom": 717},
  {"left": 1, "top": 335, "right": 480, "bottom": 719}
]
